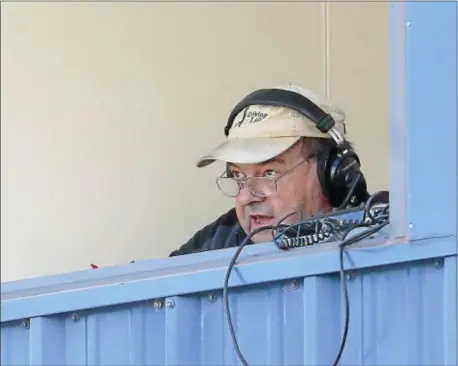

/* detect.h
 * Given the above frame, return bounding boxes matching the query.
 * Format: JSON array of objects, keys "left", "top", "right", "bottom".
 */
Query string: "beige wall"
[{"left": 1, "top": 2, "right": 388, "bottom": 282}]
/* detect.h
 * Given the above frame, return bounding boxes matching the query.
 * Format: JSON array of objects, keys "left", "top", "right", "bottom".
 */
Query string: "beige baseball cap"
[{"left": 196, "top": 84, "right": 347, "bottom": 168}]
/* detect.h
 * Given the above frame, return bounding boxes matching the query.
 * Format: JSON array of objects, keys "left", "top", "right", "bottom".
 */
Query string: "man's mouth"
[{"left": 249, "top": 214, "right": 275, "bottom": 229}]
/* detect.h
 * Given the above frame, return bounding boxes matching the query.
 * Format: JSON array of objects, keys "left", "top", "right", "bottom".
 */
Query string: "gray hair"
[{"left": 301, "top": 136, "right": 355, "bottom": 160}]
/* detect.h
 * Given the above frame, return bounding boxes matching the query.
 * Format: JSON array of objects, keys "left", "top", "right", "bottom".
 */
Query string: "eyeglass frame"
[{"left": 216, "top": 155, "right": 316, "bottom": 198}]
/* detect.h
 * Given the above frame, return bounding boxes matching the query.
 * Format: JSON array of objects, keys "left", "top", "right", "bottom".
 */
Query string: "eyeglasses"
[{"left": 216, "top": 159, "right": 308, "bottom": 198}]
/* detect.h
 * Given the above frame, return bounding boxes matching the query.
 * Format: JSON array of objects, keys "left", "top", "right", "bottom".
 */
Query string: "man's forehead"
[{"left": 228, "top": 155, "right": 286, "bottom": 169}]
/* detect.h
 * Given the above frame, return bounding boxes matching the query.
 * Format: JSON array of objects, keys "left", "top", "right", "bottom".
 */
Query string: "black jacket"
[{"left": 169, "top": 208, "right": 249, "bottom": 256}]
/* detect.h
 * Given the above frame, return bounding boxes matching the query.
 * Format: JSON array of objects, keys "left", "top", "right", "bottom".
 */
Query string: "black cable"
[
  {"left": 223, "top": 192, "right": 389, "bottom": 366},
  {"left": 337, "top": 171, "right": 363, "bottom": 210},
  {"left": 332, "top": 221, "right": 389, "bottom": 366},
  {"left": 363, "top": 190, "right": 389, "bottom": 223},
  {"left": 271, "top": 206, "right": 364, "bottom": 245},
  {"left": 272, "top": 211, "right": 304, "bottom": 240},
  {"left": 223, "top": 224, "right": 276, "bottom": 366}
]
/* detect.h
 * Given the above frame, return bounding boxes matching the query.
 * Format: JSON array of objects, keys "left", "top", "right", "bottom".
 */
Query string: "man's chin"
[
  {"left": 240, "top": 220, "right": 281, "bottom": 243},
  {"left": 250, "top": 231, "right": 275, "bottom": 244}
]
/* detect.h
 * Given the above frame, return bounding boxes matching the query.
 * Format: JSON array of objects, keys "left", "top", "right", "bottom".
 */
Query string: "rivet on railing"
[
  {"left": 434, "top": 259, "right": 443, "bottom": 269},
  {"left": 165, "top": 299, "right": 175, "bottom": 309},
  {"left": 22, "top": 319, "right": 30, "bottom": 329},
  {"left": 208, "top": 293, "right": 217, "bottom": 302},
  {"left": 152, "top": 299, "right": 163, "bottom": 310},
  {"left": 286, "top": 280, "right": 299, "bottom": 291},
  {"left": 346, "top": 273, "right": 355, "bottom": 281},
  {"left": 71, "top": 313, "right": 80, "bottom": 322}
]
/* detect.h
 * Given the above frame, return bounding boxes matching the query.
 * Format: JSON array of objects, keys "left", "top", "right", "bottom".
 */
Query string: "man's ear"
[{"left": 310, "top": 159, "right": 331, "bottom": 203}]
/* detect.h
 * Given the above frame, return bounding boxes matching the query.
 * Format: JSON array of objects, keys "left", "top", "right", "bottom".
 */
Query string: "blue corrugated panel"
[{"left": 1, "top": 238, "right": 456, "bottom": 366}]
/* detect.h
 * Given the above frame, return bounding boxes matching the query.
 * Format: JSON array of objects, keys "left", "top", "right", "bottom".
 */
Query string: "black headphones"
[{"left": 224, "top": 88, "right": 369, "bottom": 208}]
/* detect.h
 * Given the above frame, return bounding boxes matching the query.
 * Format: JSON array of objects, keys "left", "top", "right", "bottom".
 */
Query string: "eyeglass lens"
[{"left": 217, "top": 177, "right": 277, "bottom": 197}]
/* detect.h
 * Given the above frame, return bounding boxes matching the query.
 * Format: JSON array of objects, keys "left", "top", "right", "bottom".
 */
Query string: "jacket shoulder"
[{"left": 169, "top": 208, "right": 240, "bottom": 257}]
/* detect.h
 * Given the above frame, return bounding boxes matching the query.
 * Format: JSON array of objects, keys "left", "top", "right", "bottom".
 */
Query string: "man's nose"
[{"left": 236, "top": 185, "right": 265, "bottom": 206}]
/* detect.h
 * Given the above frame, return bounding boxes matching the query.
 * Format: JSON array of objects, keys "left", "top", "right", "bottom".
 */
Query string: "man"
[{"left": 169, "top": 84, "right": 368, "bottom": 256}]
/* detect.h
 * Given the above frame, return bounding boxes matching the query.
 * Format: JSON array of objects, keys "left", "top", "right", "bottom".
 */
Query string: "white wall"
[{"left": 1, "top": 2, "right": 388, "bottom": 281}]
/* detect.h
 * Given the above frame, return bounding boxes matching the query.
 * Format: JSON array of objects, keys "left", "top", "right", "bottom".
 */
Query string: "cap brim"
[{"left": 196, "top": 137, "right": 301, "bottom": 168}]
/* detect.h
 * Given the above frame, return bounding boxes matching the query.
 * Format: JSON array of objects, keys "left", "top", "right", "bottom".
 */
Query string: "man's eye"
[
  {"left": 231, "top": 171, "right": 243, "bottom": 179},
  {"left": 264, "top": 169, "right": 278, "bottom": 178}
]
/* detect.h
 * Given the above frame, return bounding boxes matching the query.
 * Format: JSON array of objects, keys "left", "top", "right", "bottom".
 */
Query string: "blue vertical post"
[
  {"left": 389, "top": 1, "right": 457, "bottom": 240},
  {"left": 389, "top": 3, "right": 457, "bottom": 365}
]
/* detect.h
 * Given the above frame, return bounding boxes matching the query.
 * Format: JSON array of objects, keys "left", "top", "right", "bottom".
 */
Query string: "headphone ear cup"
[
  {"left": 328, "top": 150, "right": 366, "bottom": 207},
  {"left": 317, "top": 147, "right": 363, "bottom": 208}
]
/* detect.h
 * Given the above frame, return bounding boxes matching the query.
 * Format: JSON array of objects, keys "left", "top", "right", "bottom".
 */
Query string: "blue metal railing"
[{"left": 1, "top": 232, "right": 456, "bottom": 365}]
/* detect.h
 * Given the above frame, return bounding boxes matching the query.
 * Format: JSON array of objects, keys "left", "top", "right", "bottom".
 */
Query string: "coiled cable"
[{"left": 277, "top": 230, "right": 332, "bottom": 248}]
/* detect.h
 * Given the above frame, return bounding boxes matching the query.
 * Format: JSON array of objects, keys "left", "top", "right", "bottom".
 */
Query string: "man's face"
[{"left": 229, "top": 141, "right": 332, "bottom": 243}]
